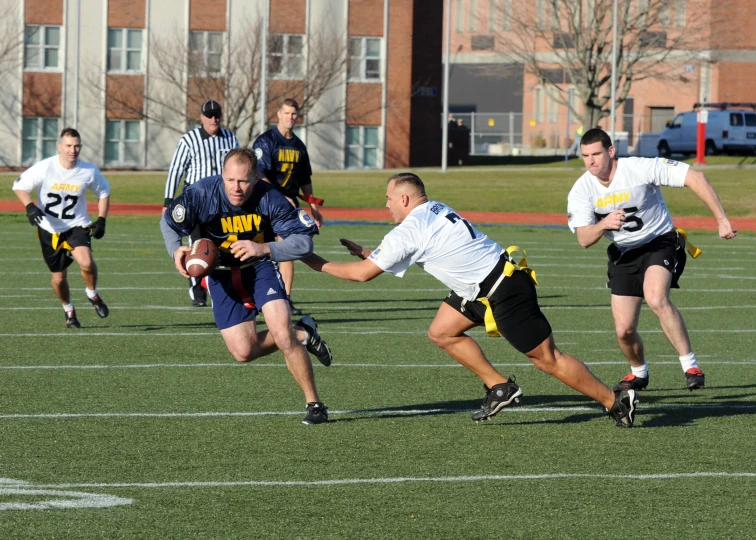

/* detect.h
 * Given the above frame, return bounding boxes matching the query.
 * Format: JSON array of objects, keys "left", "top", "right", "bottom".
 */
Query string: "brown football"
[{"left": 185, "top": 238, "right": 219, "bottom": 278}]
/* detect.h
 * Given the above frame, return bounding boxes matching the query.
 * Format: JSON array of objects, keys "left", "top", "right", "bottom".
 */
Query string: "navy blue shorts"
[{"left": 208, "top": 260, "right": 288, "bottom": 330}]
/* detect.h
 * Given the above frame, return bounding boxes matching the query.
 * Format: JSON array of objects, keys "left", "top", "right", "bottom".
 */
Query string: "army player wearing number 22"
[
  {"left": 253, "top": 98, "right": 323, "bottom": 316},
  {"left": 13, "top": 127, "right": 110, "bottom": 329},
  {"left": 568, "top": 128, "right": 737, "bottom": 393},
  {"left": 160, "top": 148, "right": 332, "bottom": 424}
]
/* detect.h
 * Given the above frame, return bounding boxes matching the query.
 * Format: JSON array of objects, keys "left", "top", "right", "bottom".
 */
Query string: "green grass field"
[{"left": 1, "top": 212, "right": 754, "bottom": 538}]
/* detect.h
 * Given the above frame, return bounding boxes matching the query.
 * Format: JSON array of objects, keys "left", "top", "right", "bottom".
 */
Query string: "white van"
[{"left": 657, "top": 107, "right": 756, "bottom": 157}]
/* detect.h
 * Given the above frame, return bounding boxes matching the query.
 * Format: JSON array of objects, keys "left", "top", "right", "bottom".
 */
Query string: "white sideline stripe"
[
  {"left": 9, "top": 472, "right": 755, "bottom": 490},
  {"left": 2, "top": 403, "right": 755, "bottom": 420},
  {"left": 1, "top": 360, "right": 754, "bottom": 370}
]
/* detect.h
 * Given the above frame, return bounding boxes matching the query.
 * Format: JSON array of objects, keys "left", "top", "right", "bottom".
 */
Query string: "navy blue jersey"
[
  {"left": 252, "top": 128, "right": 312, "bottom": 199},
  {"left": 164, "top": 175, "right": 317, "bottom": 268}
]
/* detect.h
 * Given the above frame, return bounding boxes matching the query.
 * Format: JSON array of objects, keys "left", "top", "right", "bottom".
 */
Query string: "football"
[{"left": 185, "top": 238, "right": 219, "bottom": 278}]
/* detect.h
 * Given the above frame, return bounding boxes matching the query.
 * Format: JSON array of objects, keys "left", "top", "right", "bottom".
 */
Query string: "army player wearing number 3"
[
  {"left": 302, "top": 172, "right": 638, "bottom": 427},
  {"left": 13, "top": 127, "right": 110, "bottom": 329},
  {"left": 568, "top": 128, "right": 738, "bottom": 393},
  {"left": 160, "top": 148, "right": 333, "bottom": 425}
]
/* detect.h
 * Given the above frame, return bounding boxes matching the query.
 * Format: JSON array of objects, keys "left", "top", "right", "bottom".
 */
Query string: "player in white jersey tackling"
[
  {"left": 302, "top": 172, "right": 638, "bottom": 427},
  {"left": 568, "top": 128, "right": 737, "bottom": 392},
  {"left": 13, "top": 127, "right": 111, "bottom": 328}
]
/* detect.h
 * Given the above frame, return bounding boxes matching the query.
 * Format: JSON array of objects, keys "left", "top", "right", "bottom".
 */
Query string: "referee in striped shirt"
[{"left": 163, "top": 99, "right": 240, "bottom": 306}]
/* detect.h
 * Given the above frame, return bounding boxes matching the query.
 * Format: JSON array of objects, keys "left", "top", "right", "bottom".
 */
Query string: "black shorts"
[
  {"left": 606, "top": 229, "right": 687, "bottom": 298},
  {"left": 444, "top": 267, "right": 553, "bottom": 354},
  {"left": 38, "top": 227, "right": 92, "bottom": 272}
]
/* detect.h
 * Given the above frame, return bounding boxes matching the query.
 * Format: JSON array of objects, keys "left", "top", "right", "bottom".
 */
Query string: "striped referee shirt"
[{"left": 163, "top": 126, "right": 240, "bottom": 206}]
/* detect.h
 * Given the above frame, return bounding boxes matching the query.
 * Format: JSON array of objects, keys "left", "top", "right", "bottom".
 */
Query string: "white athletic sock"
[
  {"left": 85, "top": 288, "right": 97, "bottom": 299},
  {"left": 63, "top": 302, "right": 74, "bottom": 312},
  {"left": 631, "top": 363, "right": 649, "bottom": 378},
  {"left": 679, "top": 352, "right": 698, "bottom": 371}
]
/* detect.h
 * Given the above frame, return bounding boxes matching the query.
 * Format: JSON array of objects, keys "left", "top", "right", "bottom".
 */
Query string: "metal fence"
[{"left": 444, "top": 112, "right": 666, "bottom": 157}]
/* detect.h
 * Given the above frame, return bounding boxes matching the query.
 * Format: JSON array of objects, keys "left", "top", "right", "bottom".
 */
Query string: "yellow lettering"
[
  {"left": 253, "top": 214, "right": 262, "bottom": 230},
  {"left": 240, "top": 214, "right": 253, "bottom": 231},
  {"left": 221, "top": 217, "right": 234, "bottom": 233},
  {"left": 596, "top": 197, "right": 604, "bottom": 208},
  {"left": 232, "top": 216, "right": 244, "bottom": 233}
]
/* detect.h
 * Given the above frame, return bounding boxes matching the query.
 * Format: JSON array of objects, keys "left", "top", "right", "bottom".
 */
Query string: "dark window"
[
  {"left": 730, "top": 113, "right": 744, "bottom": 126},
  {"left": 553, "top": 33, "right": 575, "bottom": 49},
  {"left": 541, "top": 68, "right": 563, "bottom": 84},
  {"left": 471, "top": 35, "right": 494, "bottom": 50},
  {"left": 745, "top": 113, "right": 756, "bottom": 127},
  {"left": 640, "top": 32, "right": 666, "bottom": 48}
]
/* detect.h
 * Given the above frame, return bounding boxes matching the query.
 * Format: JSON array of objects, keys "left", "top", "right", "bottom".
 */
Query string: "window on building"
[
  {"left": 105, "top": 120, "right": 141, "bottom": 165},
  {"left": 501, "top": 0, "right": 511, "bottom": 30},
  {"left": 534, "top": 87, "right": 543, "bottom": 124},
  {"left": 536, "top": 0, "right": 546, "bottom": 30},
  {"left": 24, "top": 25, "right": 61, "bottom": 69},
  {"left": 455, "top": 0, "right": 464, "bottom": 32},
  {"left": 658, "top": 1, "right": 671, "bottom": 27},
  {"left": 107, "top": 28, "right": 143, "bottom": 72},
  {"left": 268, "top": 34, "right": 304, "bottom": 79},
  {"left": 468, "top": 0, "right": 478, "bottom": 31},
  {"left": 546, "top": 91, "right": 557, "bottom": 124},
  {"left": 345, "top": 126, "right": 379, "bottom": 169},
  {"left": 348, "top": 37, "right": 381, "bottom": 81},
  {"left": 189, "top": 31, "right": 224, "bottom": 75},
  {"left": 22, "top": 117, "right": 60, "bottom": 164},
  {"left": 674, "top": 0, "right": 686, "bottom": 27}
]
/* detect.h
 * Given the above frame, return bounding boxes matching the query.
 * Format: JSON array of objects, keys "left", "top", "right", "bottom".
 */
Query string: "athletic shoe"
[
  {"left": 297, "top": 316, "right": 333, "bottom": 366},
  {"left": 685, "top": 368, "right": 705, "bottom": 391},
  {"left": 289, "top": 300, "right": 303, "bottom": 316},
  {"left": 190, "top": 285, "right": 207, "bottom": 307},
  {"left": 302, "top": 402, "right": 328, "bottom": 425},
  {"left": 472, "top": 378, "right": 523, "bottom": 422},
  {"left": 65, "top": 309, "right": 81, "bottom": 329},
  {"left": 607, "top": 388, "right": 638, "bottom": 428},
  {"left": 613, "top": 372, "right": 649, "bottom": 392},
  {"left": 87, "top": 294, "right": 109, "bottom": 318}
]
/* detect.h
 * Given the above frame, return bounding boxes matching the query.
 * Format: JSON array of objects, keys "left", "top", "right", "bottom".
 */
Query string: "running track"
[{"left": 1, "top": 201, "right": 754, "bottom": 231}]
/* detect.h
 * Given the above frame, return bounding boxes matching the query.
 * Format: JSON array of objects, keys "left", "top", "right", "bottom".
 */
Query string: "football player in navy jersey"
[
  {"left": 160, "top": 148, "right": 332, "bottom": 424},
  {"left": 253, "top": 98, "right": 324, "bottom": 316}
]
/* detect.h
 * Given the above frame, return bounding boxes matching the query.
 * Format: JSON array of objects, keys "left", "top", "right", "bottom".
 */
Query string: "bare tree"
[
  {"left": 83, "top": 16, "right": 349, "bottom": 146},
  {"left": 486, "top": 0, "right": 729, "bottom": 128}
]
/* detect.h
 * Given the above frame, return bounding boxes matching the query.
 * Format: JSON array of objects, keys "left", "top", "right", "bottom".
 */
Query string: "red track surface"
[{"left": 1, "top": 201, "right": 754, "bottom": 231}]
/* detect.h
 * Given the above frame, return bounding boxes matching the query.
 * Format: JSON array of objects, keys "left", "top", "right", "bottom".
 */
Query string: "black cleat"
[
  {"left": 289, "top": 300, "right": 303, "bottom": 316},
  {"left": 88, "top": 294, "right": 109, "bottom": 318},
  {"left": 297, "top": 315, "right": 333, "bottom": 367},
  {"left": 607, "top": 388, "right": 638, "bottom": 428},
  {"left": 65, "top": 309, "right": 81, "bottom": 329},
  {"left": 472, "top": 378, "right": 523, "bottom": 422},
  {"left": 302, "top": 402, "right": 328, "bottom": 425},
  {"left": 685, "top": 368, "right": 705, "bottom": 391},
  {"left": 189, "top": 284, "right": 207, "bottom": 307},
  {"left": 613, "top": 372, "right": 649, "bottom": 392}
]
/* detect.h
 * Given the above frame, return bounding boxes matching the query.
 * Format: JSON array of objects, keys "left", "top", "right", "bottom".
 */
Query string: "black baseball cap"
[{"left": 201, "top": 100, "right": 222, "bottom": 118}]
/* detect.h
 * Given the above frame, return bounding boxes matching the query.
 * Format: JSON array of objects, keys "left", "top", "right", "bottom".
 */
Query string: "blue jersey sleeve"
[
  {"left": 252, "top": 133, "right": 274, "bottom": 179},
  {"left": 259, "top": 187, "right": 318, "bottom": 239},
  {"left": 164, "top": 183, "right": 202, "bottom": 237}
]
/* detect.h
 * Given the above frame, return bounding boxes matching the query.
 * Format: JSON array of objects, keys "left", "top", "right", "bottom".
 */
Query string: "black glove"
[
  {"left": 25, "top": 203, "right": 44, "bottom": 226},
  {"left": 92, "top": 217, "right": 106, "bottom": 239}
]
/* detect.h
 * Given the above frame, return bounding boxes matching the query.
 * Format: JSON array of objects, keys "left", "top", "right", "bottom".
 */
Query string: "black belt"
[{"left": 478, "top": 252, "right": 510, "bottom": 298}]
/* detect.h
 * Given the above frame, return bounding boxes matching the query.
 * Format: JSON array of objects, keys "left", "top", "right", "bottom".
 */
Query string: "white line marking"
[
  {"left": 2, "top": 403, "right": 754, "bottom": 420},
  {"left": 4, "top": 473, "right": 756, "bottom": 491}
]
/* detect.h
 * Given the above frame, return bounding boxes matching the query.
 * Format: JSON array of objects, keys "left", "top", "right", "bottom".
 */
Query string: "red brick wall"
[
  {"left": 270, "top": 0, "right": 305, "bottom": 34},
  {"left": 25, "top": 0, "right": 63, "bottom": 25},
  {"left": 108, "top": 0, "right": 146, "bottom": 28},
  {"left": 716, "top": 63, "right": 756, "bottom": 103},
  {"left": 23, "top": 73, "right": 62, "bottom": 116},
  {"left": 106, "top": 75, "right": 144, "bottom": 119},
  {"left": 385, "top": 0, "right": 412, "bottom": 168},
  {"left": 348, "top": 0, "right": 384, "bottom": 37},
  {"left": 346, "top": 83, "right": 382, "bottom": 125},
  {"left": 266, "top": 80, "right": 305, "bottom": 122},
  {"left": 190, "top": 0, "right": 227, "bottom": 31}
]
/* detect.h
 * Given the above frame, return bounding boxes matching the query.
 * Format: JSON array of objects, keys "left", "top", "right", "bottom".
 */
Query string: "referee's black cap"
[{"left": 201, "top": 100, "right": 222, "bottom": 118}]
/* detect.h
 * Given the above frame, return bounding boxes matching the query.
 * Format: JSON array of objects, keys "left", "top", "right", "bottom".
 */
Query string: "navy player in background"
[
  {"left": 160, "top": 148, "right": 332, "bottom": 424},
  {"left": 253, "top": 98, "right": 324, "bottom": 316}
]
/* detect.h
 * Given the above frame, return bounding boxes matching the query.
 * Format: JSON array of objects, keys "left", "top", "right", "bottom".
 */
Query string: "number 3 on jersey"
[
  {"left": 594, "top": 206, "right": 644, "bottom": 232},
  {"left": 445, "top": 212, "right": 476, "bottom": 239}
]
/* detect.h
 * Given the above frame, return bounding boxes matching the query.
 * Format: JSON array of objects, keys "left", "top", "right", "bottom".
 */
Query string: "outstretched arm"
[
  {"left": 684, "top": 169, "right": 738, "bottom": 239},
  {"left": 301, "top": 253, "right": 383, "bottom": 282}
]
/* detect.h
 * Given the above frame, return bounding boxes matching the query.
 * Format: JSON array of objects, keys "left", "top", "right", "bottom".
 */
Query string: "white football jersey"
[
  {"left": 567, "top": 157, "right": 688, "bottom": 248},
  {"left": 368, "top": 200, "right": 503, "bottom": 301},
  {"left": 13, "top": 156, "right": 110, "bottom": 234}
]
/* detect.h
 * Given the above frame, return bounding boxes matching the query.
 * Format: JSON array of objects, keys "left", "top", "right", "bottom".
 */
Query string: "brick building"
[
  {"left": 3, "top": 0, "right": 443, "bottom": 170},
  {"left": 446, "top": 0, "right": 756, "bottom": 152}
]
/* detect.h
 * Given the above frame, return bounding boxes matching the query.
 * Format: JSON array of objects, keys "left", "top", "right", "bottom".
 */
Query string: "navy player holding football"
[
  {"left": 13, "top": 127, "right": 110, "bottom": 328},
  {"left": 569, "top": 128, "right": 737, "bottom": 392},
  {"left": 252, "top": 98, "right": 323, "bottom": 316},
  {"left": 302, "top": 173, "right": 637, "bottom": 427},
  {"left": 160, "top": 148, "right": 332, "bottom": 424}
]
